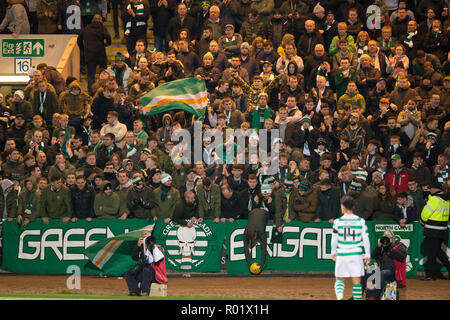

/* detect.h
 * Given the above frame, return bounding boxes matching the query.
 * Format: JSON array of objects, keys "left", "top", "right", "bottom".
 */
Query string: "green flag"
[
  {"left": 84, "top": 224, "right": 155, "bottom": 276},
  {"left": 140, "top": 78, "right": 208, "bottom": 121}
]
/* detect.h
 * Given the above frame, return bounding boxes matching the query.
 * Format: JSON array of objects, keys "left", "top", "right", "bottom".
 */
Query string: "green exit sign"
[{"left": 2, "top": 39, "right": 45, "bottom": 57}]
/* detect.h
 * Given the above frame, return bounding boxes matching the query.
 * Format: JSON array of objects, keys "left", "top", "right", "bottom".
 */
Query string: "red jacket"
[{"left": 385, "top": 167, "right": 410, "bottom": 193}]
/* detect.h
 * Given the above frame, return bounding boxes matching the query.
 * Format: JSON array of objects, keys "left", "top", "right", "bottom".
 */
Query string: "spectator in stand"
[
  {"left": 77, "top": 14, "right": 112, "bottom": 93},
  {"left": 123, "top": 0, "right": 150, "bottom": 54},
  {"left": 0, "top": 0, "right": 30, "bottom": 35}
]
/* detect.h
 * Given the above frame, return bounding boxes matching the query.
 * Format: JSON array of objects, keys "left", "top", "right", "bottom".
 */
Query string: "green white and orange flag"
[
  {"left": 140, "top": 77, "right": 208, "bottom": 121},
  {"left": 84, "top": 224, "right": 155, "bottom": 276}
]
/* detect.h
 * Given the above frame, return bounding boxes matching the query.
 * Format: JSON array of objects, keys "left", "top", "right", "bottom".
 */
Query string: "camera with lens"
[{"left": 380, "top": 236, "right": 391, "bottom": 248}]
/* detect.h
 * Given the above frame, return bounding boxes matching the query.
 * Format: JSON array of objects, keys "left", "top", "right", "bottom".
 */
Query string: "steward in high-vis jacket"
[{"left": 420, "top": 182, "right": 450, "bottom": 280}]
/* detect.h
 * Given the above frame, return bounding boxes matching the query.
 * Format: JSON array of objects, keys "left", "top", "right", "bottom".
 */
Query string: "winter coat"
[
  {"left": 372, "top": 192, "right": 396, "bottom": 220},
  {"left": 336, "top": 89, "right": 366, "bottom": 115},
  {"left": 36, "top": 0, "right": 58, "bottom": 34},
  {"left": 0, "top": 179, "right": 18, "bottom": 219},
  {"left": 17, "top": 185, "right": 40, "bottom": 222},
  {"left": 77, "top": 20, "right": 111, "bottom": 64},
  {"left": 194, "top": 64, "right": 222, "bottom": 93},
  {"left": 291, "top": 188, "right": 318, "bottom": 222},
  {"left": 172, "top": 197, "right": 199, "bottom": 226},
  {"left": 126, "top": 185, "right": 155, "bottom": 219},
  {"left": 352, "top": 192, "right": 374, "bottom": 220},
  {"left": 196, "top": 183, "right": 221, "bottom": 220},
  {"left": 71, "top": 185, "right": 96, "bottom": 219},
  {"left": 0, "top": 3, "right": 30, "bottom": 34},
  {"left": 151, "top": 185, "right": 180, "bottom": 219},
  {"left": 394, "top": 196, "right": 418, "bottom": 223},
  {"left": 94, "top": 182, "right": 120, "bottom": 219},
  {"left": 39, "top": 184, "right": 72, "bottom": 219},
  {"left": 32, "top": 88, "right": 59, "bottom": 122},
  {"left": 149, "top": 0, "right": 176, "bottom": 37},
  {"left": 220, "top": 191, "right": 243, "bottom": 219},
  {"left": 59, "top": 81, "right": 93, "bottom": 120},
  {"left": 316, "top": 187, "right": 341, "bottom": 221}
]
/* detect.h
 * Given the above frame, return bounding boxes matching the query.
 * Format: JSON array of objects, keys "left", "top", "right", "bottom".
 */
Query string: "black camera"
[{"left": 380, "top": 236, "right": 391, "bottom": 248}]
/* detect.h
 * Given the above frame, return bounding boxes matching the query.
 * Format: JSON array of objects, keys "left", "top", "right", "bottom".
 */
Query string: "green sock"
[
  {"left": 334, "top": 279, "right": 345, "bottom": 300},
  {"left": 353, "top": 284, "right": 363, "bottom": 300}
]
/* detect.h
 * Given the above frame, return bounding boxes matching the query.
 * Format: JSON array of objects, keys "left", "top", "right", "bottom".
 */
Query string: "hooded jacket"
[
  {"left": 94, "top": 181, "right": 120, "bottom": 219},
  {"left": 59, "top": 81, "right": 93, "bottom": 119},
  {"left": 336, "top": 88, "right": 366, "bottom": 114},
  {"left": 0, "top": 179, "right": 18, "bottom": 220}
]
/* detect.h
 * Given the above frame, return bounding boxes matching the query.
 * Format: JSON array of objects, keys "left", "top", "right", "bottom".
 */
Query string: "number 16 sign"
[{"left": 15, "top": 58, "right": 32, "bottom": 75}]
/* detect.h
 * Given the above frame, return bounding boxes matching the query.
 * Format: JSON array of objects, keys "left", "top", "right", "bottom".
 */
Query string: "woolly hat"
[
  {"left": 14, "top": 90, "right": 24, "bottom": 100},
  {"left": 391, "top": 154, "right": 402, "bottom": 160},
  {"left": 161, "top": 172, "right": 172, "bottom": 184},
  {"left": 300, "top": 115, "right": 311, "bottom": 124},
  {"left": 132, "top": 176, "right": 144, "bottom": 186}
]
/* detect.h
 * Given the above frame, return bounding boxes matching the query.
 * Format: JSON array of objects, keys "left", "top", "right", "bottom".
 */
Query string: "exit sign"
[{"left": 2, "top": 39, "right": 44, "bottom": 57}]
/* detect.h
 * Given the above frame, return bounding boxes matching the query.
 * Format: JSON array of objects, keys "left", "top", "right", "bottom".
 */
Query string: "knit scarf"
[
  {"left": 251, "top": 106, "right": 271, "bottom": 130},
  {"left": 125, "top": 1, "right": 145, "bottom": 32},
  {"left": 356, "top": 43, "right": 368, "bottom": 59},
  {"left": 403, "top": 31, "right": 417, "bottom": 48},
  {"left": 160, "top": 184, "right": 171, "bottom": 201}
]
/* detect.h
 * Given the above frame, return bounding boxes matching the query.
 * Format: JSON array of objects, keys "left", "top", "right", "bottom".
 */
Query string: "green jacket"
[
  {"left": 0, "top": 180, "right": 18, "bottom": 219},
  {"left": 18, "top": 187, "right": 40, "bottom": 222},
  {"left": 39, "top": 184, "right": 72, "bottom": 219},
  {"left": 151, "top": 185, "right": 180, "bottom": 219},
  {"left": 337, "top": 89, "right": 366, "bottom": 115},
  {"left": 168, "top": 165, "right": 190, "bottom": 190},
  {"left": 291, "top": 188, "right": 318, "bottom": 218},
  {"left": 94, "top": 189, "right": 120, "bottom": 219},
  {"left": 115, "top": 183, "right": 131, "bottom": 216},
  {"left": 334, "top": 67, "right": 357, "bottom": 99},
  {"left": 197, "top": 183, "right": 221, "bottom": 219},
  {"left": 11, "top": 100, "right": 33, "bottom": 120}
]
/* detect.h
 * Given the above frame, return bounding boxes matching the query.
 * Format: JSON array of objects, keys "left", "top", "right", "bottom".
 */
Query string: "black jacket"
[
  {"left": 77, "top": 20, "right": 111, "bottom": 64},
  {"left": 220, "top": 192, "right": 243, "bottom": 219},
  {"left": 71, "top": 185, "right": 96, "bottom": 219},
  {"left": 172, "top": 198, "right": 199, "bottom": 226}
]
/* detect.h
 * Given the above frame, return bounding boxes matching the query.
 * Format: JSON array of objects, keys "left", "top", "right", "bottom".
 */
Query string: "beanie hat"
[
  {"left": 132, "top": 176, "right": 143, "bottom": 186},
  {"left": 161, "top": 172, "right": 172, "bottom": 184},
  {"left": 300, "top": 115, "right": 311, "bottom": 124},
  {"left": 203, "top": 51, "right": 214, "bottom": 60},
  {"left": 14, "top": 90, "right": 24, "bottom": 100}
]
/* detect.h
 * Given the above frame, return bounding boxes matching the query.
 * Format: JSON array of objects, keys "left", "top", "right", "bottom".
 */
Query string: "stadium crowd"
[{"left": 0, "top": 0, "right": 449, "bottom": 235}]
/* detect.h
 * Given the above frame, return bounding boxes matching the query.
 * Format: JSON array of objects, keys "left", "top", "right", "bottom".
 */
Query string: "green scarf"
[
  {"left": 251, "top": 106, "right": 271, "bottom": 131},
  {"left": 160, "top": 184, "right": 171, "bottom": 201}
]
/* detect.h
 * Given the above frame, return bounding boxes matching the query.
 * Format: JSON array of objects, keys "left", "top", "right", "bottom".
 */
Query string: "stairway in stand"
[{"left": 79, "top": 11, "right": 154, "bottom": 92}]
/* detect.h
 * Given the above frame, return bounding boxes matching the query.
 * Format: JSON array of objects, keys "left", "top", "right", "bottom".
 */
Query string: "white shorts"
[{"left": 335, "top": 254, "right": 365, "bottom": 278}]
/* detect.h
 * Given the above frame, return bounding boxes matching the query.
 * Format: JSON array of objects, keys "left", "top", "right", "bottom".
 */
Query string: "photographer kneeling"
[
  {"left": 361, "top": 230, "right": 407, "bottom": 299},
  {"left": 124, "top": 233, "right": 166, "bottom": 296}
]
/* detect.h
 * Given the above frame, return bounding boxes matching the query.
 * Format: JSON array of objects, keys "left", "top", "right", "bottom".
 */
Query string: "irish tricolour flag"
[{"left": 140, "top": 78, "right": 208, "bottom": 121}]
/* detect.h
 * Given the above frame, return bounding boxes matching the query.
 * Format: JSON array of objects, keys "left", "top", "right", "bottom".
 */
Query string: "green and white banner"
[{"left": 1, "top": 219, "right": 448, "bottom": 276}]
